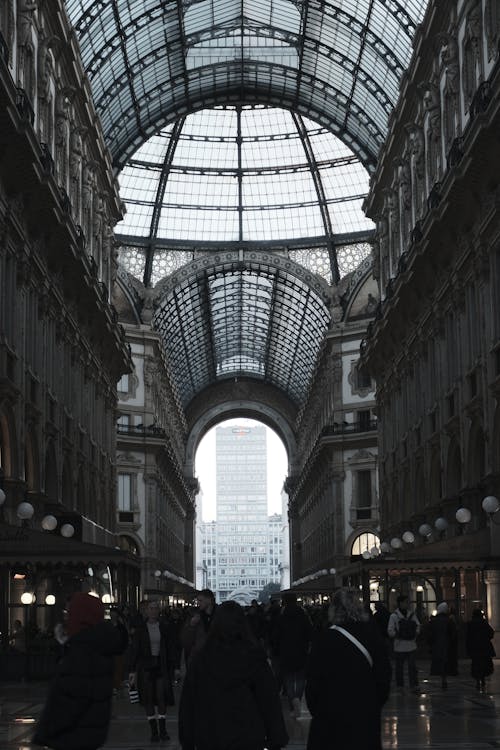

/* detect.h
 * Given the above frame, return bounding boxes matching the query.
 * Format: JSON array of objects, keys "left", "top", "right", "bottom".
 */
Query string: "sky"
[{"left": 194, "top": 418, "right": 288, "bottom": 521}]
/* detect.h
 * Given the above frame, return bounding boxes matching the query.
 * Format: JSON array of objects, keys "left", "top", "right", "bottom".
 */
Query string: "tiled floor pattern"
[{"left": 1, "top": 661, "right": 500, "bottom": 749}]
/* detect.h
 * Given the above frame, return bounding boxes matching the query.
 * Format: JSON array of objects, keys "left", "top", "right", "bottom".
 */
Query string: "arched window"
[{"left": 351, "top": 532, "right": 380, "bottom": 557}]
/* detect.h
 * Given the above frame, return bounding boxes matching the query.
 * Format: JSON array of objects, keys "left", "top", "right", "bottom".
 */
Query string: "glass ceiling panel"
[
  {"left": 152, "top": 261, "right": 331, "bottom": 407},
  {"left": 64, "top": 0, "right": 429, "bottom": 170}
]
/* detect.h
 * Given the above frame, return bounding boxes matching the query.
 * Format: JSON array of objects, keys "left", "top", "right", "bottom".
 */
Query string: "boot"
[
  {"left": 158, "top": 715, "right": 169, "bottom": 741},
  {"left": 148, "top": 717, "right": 159, "bottom": 743}
]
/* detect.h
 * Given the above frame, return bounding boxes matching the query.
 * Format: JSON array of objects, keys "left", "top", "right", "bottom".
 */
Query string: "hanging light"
[
  {"left": 60, "top": 523, "right": 75, "bottom": 538},
  {"left": 329, "top": 568, "right": 336, "bottom": 575},
  {"left": 21, "top": 592, "right": 35, "bottom": 605},
  {"left": 402, "top": 531, "right": 415, "bottom": 544},
  {"left": 390, "top": 537, "right": 403, "bottom": 549},
  {"left": 154, "top": 569, "right": 162, "bottom": 578},
  {"left": 434, "top": 517, "right": 448, "bottom": 532},
  {"left": 17, "top": 501, "right": 35, "bottom": 520},
  {"left": 362, "top": 550, "right": 371, "bottom": 559},
  {"left": 418, "top": 523, "right": 433, "bottom": 537},
  {"left": 482, "top": 495, "right": 500, "bottom": 516},
  {"left": 45, "top": 594, "right": 56, "bottom": 606},
  {"left": 380, "top": 542, "right": 391, "bottom": 553},
  {"left": 41, "top": 514, "right": 58, "bottom": 531},
  {"left": 455, "top": 507, "right": 472, "bottom": 524}
]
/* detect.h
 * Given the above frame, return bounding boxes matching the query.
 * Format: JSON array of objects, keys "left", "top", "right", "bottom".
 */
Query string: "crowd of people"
[{"left": 26, "top": 588, "right": 495, "bottom": 750}]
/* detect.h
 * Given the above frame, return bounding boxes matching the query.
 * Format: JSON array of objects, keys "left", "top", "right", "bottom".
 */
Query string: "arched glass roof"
[
  {"left": 116, "top": 105, "right": 373, "bottom": 286},
  {"left": 64, "top": 0, "right": 429, "bottom": 170}
]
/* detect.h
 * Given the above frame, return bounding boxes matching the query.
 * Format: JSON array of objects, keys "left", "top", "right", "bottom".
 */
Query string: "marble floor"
[{"left": 1, "top": 661, "right": 500, "bottom": 749}]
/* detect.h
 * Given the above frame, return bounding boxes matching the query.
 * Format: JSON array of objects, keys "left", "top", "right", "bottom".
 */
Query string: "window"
[
  {"left": 356, "top": 470, "right": 372, "bottom": 519},
  {"left": 118, "top": 474, "right": 132, "bottom": 512},
  {"left": 117, "top": 374, "right": 129, "bottom": 393},
  {"left": 357, "top": 410, "right": 371, "bottom": 431}
]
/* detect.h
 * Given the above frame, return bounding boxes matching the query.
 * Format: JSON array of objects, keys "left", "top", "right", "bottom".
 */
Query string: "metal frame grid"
[
  {"left": 65, "top": 0, "right": 429, "bottom": 171},
  {"left": 152, "top": 258, "right": 331, "bottom": 407}
]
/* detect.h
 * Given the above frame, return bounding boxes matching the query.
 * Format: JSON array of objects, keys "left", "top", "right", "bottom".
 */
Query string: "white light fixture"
[
  {"left": 370, "top": 546, "right": 381, "bottom": 557},
  {"left": 41, "top": 514, "right": 58, "bottom": 531},
  {"left": 390, "top": 537, "right": 403, "bottom": 549},
  {"left": 102, "top": 593, "right": 112, "bottom": 604},
  {"left": 45, "top": 594, "right": 56, "bottom": 606},
  {"left": 455, "top": 507, "right": 472, "bottom": 524},
  {"left": 0, "top": 488, "right": 5, "bottom": 505},
  {"left": 416, "top": 585, "right": 424, "bottom": 593},
  {"left": 21, "top": 592, "right": 35, "bottom": 605},
  {"left": 362, "top": 550, "right": 371, "bottom": 559},
  {"left": 88, "top": 590, "right": 100, "bottom": 598},
  {"left": 380, "top": 542, "right": 391, "bottom": 553},
  {"left": 329, "top": 568, "right": 336, "bottom": 575},
  {"left": 434, "top": 517, "right": 448, "bottom": 532},
  {"left": 482, "top": 495, "right": 500, "bottom": 515},
  {"left": 60, "top": 523, "right": 75, "bottom": 538},
  {"left": 17, "top": 501, "right": 35, "bottom": 520},
  {"left": 402, "top": 531, "right": 415, "bottom": 544},
  {"left": 418, "top": 523, "right": 433, "bottom": 537},
  {"left": 154, "top": 569, "right": 162, "bottom": 578}
]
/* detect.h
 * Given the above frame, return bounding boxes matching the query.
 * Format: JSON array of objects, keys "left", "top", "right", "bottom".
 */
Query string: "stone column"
[{"left": 484, "top": 569, "right": 500, "bottom": 654}]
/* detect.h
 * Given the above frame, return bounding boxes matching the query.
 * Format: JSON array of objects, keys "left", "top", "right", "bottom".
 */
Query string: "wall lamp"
[{"left": 482, "top": 495, "right": 500, "bottom": 524}]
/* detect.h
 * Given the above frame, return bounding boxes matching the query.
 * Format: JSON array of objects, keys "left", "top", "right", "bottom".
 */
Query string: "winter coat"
[
  {"left": 271, "top": 604, "right": 313, "bottom": 673},
  {"left": 178, "top": 640, "right": 288, "bottom": 750},
  {"left": 305, "top": 621, "right": 391, "bottom": 750},
  {"left": 429, "top": 613, "right": 458, "bottom": 676},
  {"left": 466, "top": 618, "right": 495, "bottom": 679},
  {"left": 128, "top": 620, "right": 175, "bottom": 705},
  {"left": 32, "top": 621, "right": 127, "bottom": 750}
]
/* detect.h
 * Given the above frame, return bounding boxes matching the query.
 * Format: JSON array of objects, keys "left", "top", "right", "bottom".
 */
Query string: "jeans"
[{"left": 394, "top": 650, "right": 418, "bottom": 687}]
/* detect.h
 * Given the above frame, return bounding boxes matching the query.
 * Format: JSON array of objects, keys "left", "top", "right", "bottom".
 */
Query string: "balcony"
[
  {"left": 117, "top": 423, "right": 166, "bottom": 439},
  {"left": 321, "top": 419, "right": 378, "bottom": 437}
]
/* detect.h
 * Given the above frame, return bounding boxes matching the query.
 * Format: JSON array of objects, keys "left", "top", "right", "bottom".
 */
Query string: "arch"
[
  {"left": 118, "top": 533, "right": 142, "bottom": 557},
  {"left": 0, "top": 401, "right": 17, "bottom": 478},
  {"left": 446, "top": 438, "right": 462, "bottom": 497},
  {"left": 467, "top": 421, "right": 486, "bottom": 486},
  {"left": 44, "top": 440, "right": 58, "bottom": 502},
  {"left": 349, "top": 530, "right": 380, "bottom": 557},
  {"left": 185, "top": 400, "right": 296, "bottom": 480}
]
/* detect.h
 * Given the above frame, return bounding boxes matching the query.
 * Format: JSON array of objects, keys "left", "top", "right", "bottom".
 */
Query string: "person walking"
[
  {"left": 305, "top": 588, "right": 391, "bottom": 750},
  {"left": 181, "top": 588, "right": 216, "bottom": 664},
  {"left": 387, "top": 594, "right": 421, "bottom": 694},
  {"left": 271, "top": 592, "right": 312, "bottom": 719},
  {"left": 32, "top": 592, "right": 127, "bottom": 750},
  {"left": 128, "top": 600, "right": 175, "bottom": 743},
  {"left": 428, "top": 602, "right": 457, "bottom": 689},
  {"left": 178, "top": 600, "right": 288, "bottom": 750},
  {"left": 466, "top": 608, "right": 495, "bottom": 692}
]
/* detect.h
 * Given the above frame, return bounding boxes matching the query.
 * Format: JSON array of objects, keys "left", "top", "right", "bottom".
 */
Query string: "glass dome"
[{"left": 116, "top": 105, "right": 374, "bottom": 285}]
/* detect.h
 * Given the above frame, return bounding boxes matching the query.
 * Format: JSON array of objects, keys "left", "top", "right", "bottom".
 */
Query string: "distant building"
[{"left": 197, "top": 424, "right": 284, "bottom": 603}]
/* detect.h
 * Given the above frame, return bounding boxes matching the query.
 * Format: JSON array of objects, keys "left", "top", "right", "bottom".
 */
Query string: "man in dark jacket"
[
  {"left": 271, "top": 592, "right": 313, "bottom": 718},
  {"left": 33, "top": 591, "right": 127, "bottom": 750}
]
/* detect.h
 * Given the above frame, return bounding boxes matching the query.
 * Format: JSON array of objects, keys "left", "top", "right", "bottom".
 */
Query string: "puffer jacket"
[{"left": 33, "top": 621, "right": 127, "bottom": 750}]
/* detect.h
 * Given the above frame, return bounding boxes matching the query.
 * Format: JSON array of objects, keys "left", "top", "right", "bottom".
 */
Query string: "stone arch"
[
  {"left": 467, "top": 420, "right": 486, "bottom": 486},
  {"left": 44, "top": 440, "right": 58, "bottom": 502},
  {"left": 0, "top": 401, "right": 17, "bottom": 478},
  {"left": 185, "top": 400, "right": 297, "bottom": 480},
  {"left": 446, "top": 438, "right": 462, "bottom": 497}
]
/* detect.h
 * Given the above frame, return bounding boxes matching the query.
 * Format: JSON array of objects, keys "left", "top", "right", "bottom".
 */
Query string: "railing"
[
  {"left": 321, "top": 419, "right": 378, "bottom": 437},
  {"left": 117, "top": 423, "right": 166, "bottom": 439}
]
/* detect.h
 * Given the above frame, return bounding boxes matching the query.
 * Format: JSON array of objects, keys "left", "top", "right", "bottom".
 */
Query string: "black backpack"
[{"left": 398, "top": 615, "right": 417, "bottom": 640}]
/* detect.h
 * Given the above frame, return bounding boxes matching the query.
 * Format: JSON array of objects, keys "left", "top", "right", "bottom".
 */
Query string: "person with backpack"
[{"left": 387, "top": 594, "right": 421, "bottom": 694}]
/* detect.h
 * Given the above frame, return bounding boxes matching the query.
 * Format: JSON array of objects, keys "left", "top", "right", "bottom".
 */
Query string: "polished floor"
[{"left": 1, "top": 660, "right": 500, "bottom": 749}]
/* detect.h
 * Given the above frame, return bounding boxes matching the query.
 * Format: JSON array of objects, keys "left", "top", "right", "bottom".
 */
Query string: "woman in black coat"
[
  {"left": 429, "top": 602, "right": 458, "bottom": 689},
  {"left": 305, "top": 589, "right": 391, "bottom": 750},
  {"left": 129, "top": 600, "right": 175, "bottom": 742},
  {"left": 179, "top": 600, "right": 288, "bottom": 750},
  {"left": 33, "top": 592, "right": 127, "bottom": 750},
  {"left": 466, "top": 608, "right": 496, "bottom": 691}
]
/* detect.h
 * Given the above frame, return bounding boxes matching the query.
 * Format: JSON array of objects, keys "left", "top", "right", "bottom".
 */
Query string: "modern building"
[{"left": 197, "top": 425, "right": 284, "bottom": 604}]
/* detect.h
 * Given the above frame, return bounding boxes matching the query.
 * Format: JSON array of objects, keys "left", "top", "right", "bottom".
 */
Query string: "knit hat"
[
  {"left": 67, "top": 592, "right": 105, "bottom": 637},
  {"left": 436, "top": 602, "right": 449, "bottom": 614}
]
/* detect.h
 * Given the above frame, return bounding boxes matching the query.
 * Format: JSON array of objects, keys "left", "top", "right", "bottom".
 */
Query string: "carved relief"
[
  {"left": 462, "top": 1, "right": 483, "bottom": 108},
  {"left": 17, "top": 0, "right": 37, "bottom": 99},
  {"left": 407, "top": 125, "right": 425, "bottom": 220},
  {"left": 419, "top": 81, "right": 442, "bottom": 187},
  {"left": 69, "top": 127, "right": 84, "bottom": 224},
  {"left": 440, "top": 31, "right": 460, "bottom": 148},
  {"left": 55, "top": 89, "right": 72, "bottom": 189},
  {"left": 485, "top": 0, "right": 500, "bottom": 60}
]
